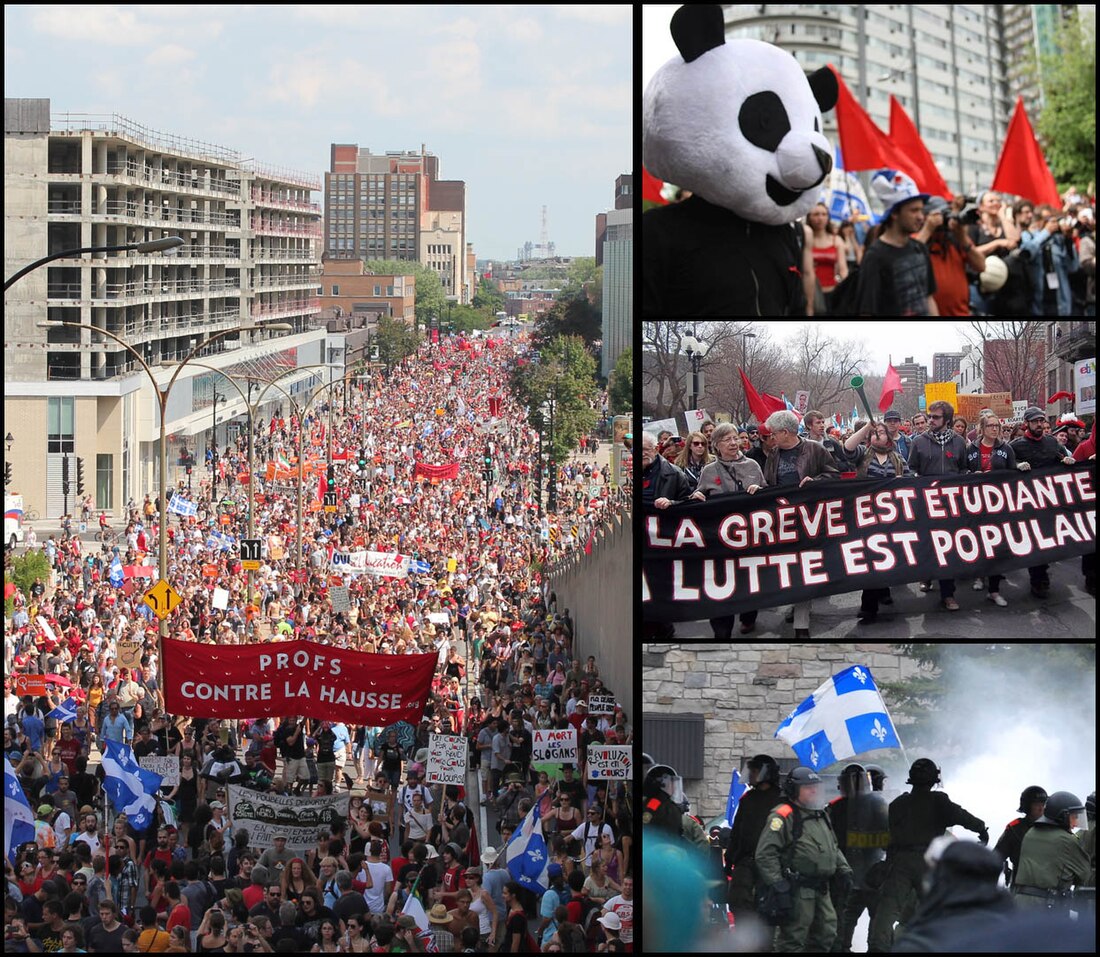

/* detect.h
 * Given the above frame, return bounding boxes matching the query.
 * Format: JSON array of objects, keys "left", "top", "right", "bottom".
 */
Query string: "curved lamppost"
[{"left": 5, "top": 237, "right": 185, "bottom": 291}]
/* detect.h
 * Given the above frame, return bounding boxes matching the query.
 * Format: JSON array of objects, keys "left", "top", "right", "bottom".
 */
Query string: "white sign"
[
  {"left": 683, "top": 409, "right": 708, "bottom": 433},
  {"left": 426, "top": 733, "right": 467, "bottom": 786},
  {"left": 532, "top": 728, "right": 579, "bottom": 765},
  {"left": 642, "top": 417, "right": 678, "bottom": 438},
  {"left": 211, "top": 587, "right": 229, "bottom": 610},
  {"left": 329, "top": 585, "right": 350, "bottom": 612},
  {"left": 140, "top": 755, "right": 180, "bottom": 787},
  {"left": 331, "top": 550, "right": 410, "bottom": 578},
  {"left": 1009, "top": 400, "right": 1028, "bottom": 424},
  {"left": 228, "top": 786, "right": 350, "bottom": 854},
  {"left": 586, "top": 745, "right": 632, "bottom": 780},
  {"left": 427, "top": 612, "right": 450, "bottom": 625},
  {"left": 587, "top": 694, "right": 616, "bottom": 716},
  {"left": 795, "top": 391, "right": 811, "bottom": 415},
  {"left": 1076, "top": 356, "right": 1096, "bottom": 415}
]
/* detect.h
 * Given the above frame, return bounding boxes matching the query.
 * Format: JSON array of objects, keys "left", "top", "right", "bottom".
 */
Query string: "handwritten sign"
[
  {"left": 924, "top": 382, "right": 958, "bottom": 408},
  {"left": 532, "top": 728, "right": 578, "bottom": 765},
  {"left": 228, "top": 786, "right": 349, "bottom": 854},
  {"left": 140, "top": 754, "right": 180, "bottom": 787},
  {"left": 587, "top": 694, "right": 616, "bottom": 716},
  {"left": 426, "top": 733, "right": 467, "bottom": 786},
  {"left": 116, "top": 639, "right": 143, "bottom": 671},
  {"left": 587, "top": 745, "right": 632, "bottom": 780}
]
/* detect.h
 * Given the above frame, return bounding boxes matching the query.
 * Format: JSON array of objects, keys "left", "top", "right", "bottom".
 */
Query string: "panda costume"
[{"left": 643, "top": 4, "right": 837, "bottom": 316}]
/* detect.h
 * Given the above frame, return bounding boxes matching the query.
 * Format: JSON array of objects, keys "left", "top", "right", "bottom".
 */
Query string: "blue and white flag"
[
  {"left": 407, "top": 559, "right": 432, "bottom": 575},
  {"left": 109, "top": 555, "right": 125, "bottom": 588},
  {"left": 46, "top": 697, "right": 79, "bottom": 724},
  {"left": 5, "top": 756, "right": 36, "bottom": 862},
  {"left": 775, "top": 665, "right": 902, "bottom": 770},
  {"left": 168, "top": 495, "right": 197, "bottom": 518},
  {"left": 100, "top": 740, "right": 163, "bottom": 831},
  {"left": 504, "top": 797, "right": 551, "bottom": 892},
  {"left": 206, "top": 531, "right": 233, "bottom": 552},
  {"left": 725, "top": 768, "right": 748, "bottom": 827}
]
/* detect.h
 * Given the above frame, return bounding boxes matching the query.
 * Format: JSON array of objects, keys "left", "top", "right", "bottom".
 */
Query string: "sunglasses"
[{"left": 690, "top": 441, "right": 706, "bottom": 447}]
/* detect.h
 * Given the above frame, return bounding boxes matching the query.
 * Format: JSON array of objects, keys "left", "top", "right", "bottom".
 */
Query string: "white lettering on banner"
[
  {"left": 228, "top": 785, "right": 350, "bottom": 854},
  {"left": 587, "top": 745, "right": 632, "bottom": 780},
  {"left": 532, "top": 728, "right": 578, "bottom": 765},
  {"left": 177, "top": 679, "right": 404, "bottom": 710},
  {"left": 426, "top": 733, "right": 467, "bottom": 785},
  {"left": 139, "top": 755, "right": 180, "bottom": 787}
]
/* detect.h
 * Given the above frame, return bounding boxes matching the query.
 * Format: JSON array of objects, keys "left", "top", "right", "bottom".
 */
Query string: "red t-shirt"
[
  {"left": 55, "top": 738, "right": 82, "bottom": 774},
  {"left": 242, "top": 883, "right": 265, "bottom": 910},
  {"left": 166, "top": 902, "right": 191, "bottom": 935},
  {"left": 979, "top": 443, "right": 993, "bottom": 472}
]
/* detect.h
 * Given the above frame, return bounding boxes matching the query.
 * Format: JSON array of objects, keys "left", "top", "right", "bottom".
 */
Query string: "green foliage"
[
  {"left": 1034, "top": 11, "right": 1095, "bottom": 190},
  {"left": 608, "top": 347, "right": 633, "bottom": 414},
  {"left": 363, "top": 259, "right": 447, "bottom": 325},
  {"left": 448, "top": 305, "right": 491, "bottom": 333},
  {"left": 374, "top": 315, "right": 420, "bottom": 368},
  {"left": 7, "top": 550, "right": 50, "bottom": 605},
  {"left": 532, "top": 290, "right": 601, "bottom": 352},
  {"left": 472, "top": 277, "right": 505, "bottom": 314},
  {"left": 510, "top": 335, "right": 599, "bottom": 464}
]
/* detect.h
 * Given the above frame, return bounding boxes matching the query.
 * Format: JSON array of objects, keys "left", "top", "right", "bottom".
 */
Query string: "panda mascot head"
[{"left": 644, "top": 4, "right": 838, "bottom": 227}]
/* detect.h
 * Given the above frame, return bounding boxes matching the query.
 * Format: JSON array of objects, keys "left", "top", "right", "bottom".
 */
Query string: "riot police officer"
[
  {"left": 864, "top": 764, "right": 887, "bottom": 792},
  {"left": 756, "top": 766, "right": 853, "bottom": 953},
  {"left": 725, "top": 754, "right": 785, "bottom": 928},
  {"left": 867, "top": 758, "right": 987, "bottom": 953},
  {"left": 993, "top": 785, "right": 1048, "bottom": 887},
  {"left": 828, "top": 764, "right": 889, "bottom": 952},
  {"left": 643, "top": 762, "right": 687, "bottom": 838},
  {"left": 1013, "top": 790, "right": 1090, "bottom": 910}
]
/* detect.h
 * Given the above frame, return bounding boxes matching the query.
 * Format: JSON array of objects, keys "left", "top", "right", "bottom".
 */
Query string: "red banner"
[
  {"left": 162, "top": 638, "right": 437, "bottom": 724},
  {"left": 413, "top": 461, "right": 460, "bottom": 482}
]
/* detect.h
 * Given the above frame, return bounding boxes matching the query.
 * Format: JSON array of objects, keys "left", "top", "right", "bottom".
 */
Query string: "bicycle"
[
  {"left": 93, "top": 526, "right": 118, "bottom": 544},
  {"left": 23, "top": 507, "right": 40, "bottom": 522}
]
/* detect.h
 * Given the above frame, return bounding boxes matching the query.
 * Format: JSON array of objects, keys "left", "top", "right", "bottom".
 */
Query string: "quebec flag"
[
  {"left": 725, "top": 768, "right": 748, "bottom": 827},
  {"left": 109, "top": 555, "right": 125, "bottom": 588},
  {"left": 46, "top": 697, "right": 79, "bottom": 724},
  {"left": 775, "top": 665, "right": 902, "bottom": 770},
  {"left": 504, "top": 795, "right": 551, "bottom": 892},
  {"left": 407, "top": 559, "right": 432, "bottom": 575},
  {"left": 101, "top": 740, "right": 163, "bottom": 831},
  {"left": 168, "top": 495, "right": 198, "bottom": 518},
  {"left": 5, "top": 756, "right": 35, "bottom": 862}
]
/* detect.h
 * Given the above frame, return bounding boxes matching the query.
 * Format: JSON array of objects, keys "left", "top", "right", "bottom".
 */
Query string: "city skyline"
[{"left": 4, "top": 4, "right": 631, "bottom": 262}]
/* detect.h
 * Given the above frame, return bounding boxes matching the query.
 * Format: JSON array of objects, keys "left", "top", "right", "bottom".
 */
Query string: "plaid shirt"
[{"left": 112, "top": 857, "right": 140, "bottom": 913}]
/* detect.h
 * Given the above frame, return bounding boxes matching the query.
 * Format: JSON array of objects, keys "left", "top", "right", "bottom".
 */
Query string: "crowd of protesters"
[
  {"left": 4, "top": 330, "right": 633, "bottom": 952},
  {"left": 644, "top": 402, "right": 1095, "bottom": 637}
]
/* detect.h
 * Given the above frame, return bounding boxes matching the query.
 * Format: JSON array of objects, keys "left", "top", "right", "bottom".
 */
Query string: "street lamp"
[
  {"left": 680, "top": 334, "right": 709, "bottom": 412},
  {"left": 211, "top": 392, "right": 226, "bottom": 473},
  {"left": 5, "top": 433, "right": 12, "bottom": 453},
  {"left": 5, "top": 236, "right": 184, "bottom": 291},
  {"left": 737, "top": 331, "right": 757, "bottom": 424}
]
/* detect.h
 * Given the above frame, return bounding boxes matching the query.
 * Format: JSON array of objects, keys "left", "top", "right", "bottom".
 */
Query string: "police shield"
[{"left": 833, "top": 771, "right": 889, "bottom": 887}]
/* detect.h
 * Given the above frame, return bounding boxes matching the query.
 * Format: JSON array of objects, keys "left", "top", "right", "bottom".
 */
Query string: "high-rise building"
[
  {"left": 4, "top": 98, "right": 324, "bottom": 519},
  {"left": 933, "top": 352, "right": 966, "bottom": 384},
  {"left": 600, "top": 206, "right": 632, "bottom": 380},
  {"left": 892, "top": 356, "right": 928, "bottom": 418},
  {"left": 595, "top": 174, "right": 633, "bottom": 267},
  {"left": 324, "top": 145, "right": 469, "bottom": 303}
]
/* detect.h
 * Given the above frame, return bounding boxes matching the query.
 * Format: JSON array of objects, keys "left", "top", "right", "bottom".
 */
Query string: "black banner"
[{"left": 642, "top": 464, "right": 1096, "bottom": 621}]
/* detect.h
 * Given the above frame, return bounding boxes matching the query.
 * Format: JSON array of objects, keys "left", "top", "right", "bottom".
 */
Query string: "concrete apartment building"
[
  {"left": 316, "top": 260, "right": 416, "bottom": 324},
  {"left": 325, "top": 145, "right": 470, "bottom": 305},
  {"left": 4, "top": 98, "right": 326, "bottom": 519}
]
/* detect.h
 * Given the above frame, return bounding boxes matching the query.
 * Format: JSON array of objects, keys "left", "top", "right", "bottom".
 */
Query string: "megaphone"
[{"left": 851, "top": 376, "right": 876, "bottom": 423}]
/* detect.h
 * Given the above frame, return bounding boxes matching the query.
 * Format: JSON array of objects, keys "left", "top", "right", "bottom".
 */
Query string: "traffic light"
[
  {"left": 327, "top": 464, "right": 336, "bottom": 484},
  {"left": 4, "top": 462, "right": 11, "bottom": 488},
  {"left": 357, "top": 449, "right": 368, "bottom": 470},
  {"left": 76, "top": 457, "right": 86, "bottom": 497},
  {"left": 61, "top": 456, "right": 70, "bottom": 496},
  {"left": 484, "top": 445, "right": 492, "bottom": 468}
]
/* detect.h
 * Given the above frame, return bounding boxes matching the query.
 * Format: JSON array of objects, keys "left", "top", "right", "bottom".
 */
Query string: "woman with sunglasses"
[
  {"left": 674, "top": 430, "right": 714, "bottom": 485},
  {"left": 340, "top": 915, "right": 371, "bottom": 953}
]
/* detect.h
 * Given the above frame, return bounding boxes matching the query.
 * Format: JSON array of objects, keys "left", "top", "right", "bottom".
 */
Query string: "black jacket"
[
  {"left": 964, "top": 439, "right": 1017, "bottom": 472},
  {"left": 642, "top": 455, "right": 695, "bottom": 506}
]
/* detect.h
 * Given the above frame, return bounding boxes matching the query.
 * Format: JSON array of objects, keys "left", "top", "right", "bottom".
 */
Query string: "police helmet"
[
  {"left": 747, "top": 753, "right": 780, "bottom": 786},
  {"left": 837, "top": 763, "right": 868, "bottom": 796},
  {"left": 783, "top": 766, "right": 822, "bottom": 801},
  {"left": 907, "top": 758, "right": 941, "bottom": 786},
  {"left": 1017, "top": 785, "right": 1049, "bottom": 815},
  {"left": 1039, "top": 791, "right": 1086, "bottom": 829},
  {"left": 864, "top": 764, "right": 887, "bottom": 790}
]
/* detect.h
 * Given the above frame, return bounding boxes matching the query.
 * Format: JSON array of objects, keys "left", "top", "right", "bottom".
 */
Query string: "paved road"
[{"left": 663, "top": 558, "right": 1095, "bottom": 639}]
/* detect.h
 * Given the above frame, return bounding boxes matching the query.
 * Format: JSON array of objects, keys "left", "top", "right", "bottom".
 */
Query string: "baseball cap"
[{"left": 883, "top": 409, "right": 902, "bottom": 421}]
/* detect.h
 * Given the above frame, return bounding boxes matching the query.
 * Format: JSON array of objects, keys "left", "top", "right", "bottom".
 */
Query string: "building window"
[
  {"left": 332, "top": 285, "right": 340, "bottom": 296},
  {"left": 48, "top": 397, "right": 75, "bottom": 454},
  {"left": 96, "top": 454, "right": 113, "bottom": 511}
]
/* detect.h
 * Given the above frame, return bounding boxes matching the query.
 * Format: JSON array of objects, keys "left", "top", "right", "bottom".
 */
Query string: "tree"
[
  {"left": 962, "top": 321, "right": 1046, "bottom": 406},
  {"left": 374, "top": 315, "right": 420, "bottom": 369},
  {"left": 533, "top": 291, "right": 601, "bottom": 351},
  {"left": 363, "top": 259, "right": 446, "bottom": 329},
  {"left": 448, "top": 305, "right": 491, "bottom": 333},
  {"left": 1034, "top": 11, "right": 1095, "bottom": 190},
  {"left": 510, "top": 335, "right": 598, "bottom": 463},
  {"left": 608, "top": 348, "right": 632, "bottom": 415},
  {"left": 472, "top": 277, "right": 505, "bottom": 315},
  {"left": 5, "top": 550, "right": 50, "bottom": 616}
]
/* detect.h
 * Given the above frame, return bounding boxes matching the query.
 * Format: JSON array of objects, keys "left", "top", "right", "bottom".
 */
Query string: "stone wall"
[{"left": 643, "top": 642, "right": 936, "bottom": 819}]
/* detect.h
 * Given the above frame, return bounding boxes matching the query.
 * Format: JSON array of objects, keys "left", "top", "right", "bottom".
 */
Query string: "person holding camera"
[
  {"left": 1019, "top": 204, "right": 1081, "bottom": 316},
  {"left": 912, "top": 196, "right": 987, "bottom": 316}
]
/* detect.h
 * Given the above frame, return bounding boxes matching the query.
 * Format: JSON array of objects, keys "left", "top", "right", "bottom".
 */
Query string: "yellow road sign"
[{"left": 143, "top": 579, "right": 182, "bottom": 621}]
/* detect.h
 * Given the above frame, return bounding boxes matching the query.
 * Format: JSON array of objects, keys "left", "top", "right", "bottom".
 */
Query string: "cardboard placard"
[
  {"left": 586, "top": 745, "right": 632, "bottom": 779},
  {"left": 140, "top": 754, "right": 180, "bottom": 787},
  {"left": 956, "top": 392, "right": 1012, "bottom": 421},
  {"left": 587, "top": 694, "right": 616, "bottom": 716},
  {"left": 426, "top": 733, "right": 467, "bottom": 785},
  {"left": 116, "top": 640, "right": 143, "bottom": 671},
  {"left": 924, "top": 382, "right": 958, "bottom": 408},
  {"left": 532, "top": 728, "right": 578, "bottom": 765}
]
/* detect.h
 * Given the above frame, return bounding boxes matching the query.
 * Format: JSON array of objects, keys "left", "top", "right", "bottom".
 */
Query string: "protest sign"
[
  {"left": 140, "top": 755, "right": 180, "bottom": 787},
  {"left": 587, "top": 694, "right": 617, "bottom": 716},
  {"left": 426, "top": 733, "right": 467, "bottom": 785},
  {"left": 642, "top": 417, "right": 678, "bottom": 438},
  {"left": 116, "top": 639, "right": 143, "bottom": 671},
  {"left": 163, "top": 638, "right": 437, "bottom": 724},
  {"left": 211, "top": 587, "right": 229, "bottom": 611},
  {"left": 227, "top": 786, "right": 349, "bottom": 854},
  {"left": 587, "top": 745, "right": 633, "bottom": 780},
  {"left": 644, "top": 464, "right": 1095, "bottom": 620},
  {"left": 924, "top": 382, "right": 957, "bottom": 407},
  {"left": 956, "top": 392, "right": 1012, "bottom": 421},
  {"left": 330, "top": 549, "right": 410, "bottom": 578},
  {"left": 329, "top": 586, "right": 350, "bottom": 612},
  {"left": 532, "top": 728, "right": 578, "bottom": 765}
]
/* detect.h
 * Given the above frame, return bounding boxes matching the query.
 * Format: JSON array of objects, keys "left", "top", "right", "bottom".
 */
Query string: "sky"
[
  {"left": 4, "top": 4, "right": 631, "bottom": 262},
  {"left": 642, "top": 3, "right": 680, "bottom": 90}
]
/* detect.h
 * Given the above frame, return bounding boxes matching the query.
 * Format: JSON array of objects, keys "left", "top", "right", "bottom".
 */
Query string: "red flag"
[
  {"left": 991, "top": 97, "right": 1061, "bottom": 208},
  {"left": 316, "top": 470, "right": 327, "bottom": 502},
  {"left": 878, "top": 362, "right": 904, "bottom": 413},
  {"left": 889, "top": 97, "right": 953, "bottom": 200},
  {"left": 642, "top": 165, "right": 668, "bottom": 206},
  {"left": 739, "top": 369, "right": 786, "bottom": 426},
  {"left": 830, "top": 65, "right": 907, "bottom": 172}
]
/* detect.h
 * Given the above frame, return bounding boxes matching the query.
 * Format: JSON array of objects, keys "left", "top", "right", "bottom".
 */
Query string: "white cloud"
[
  {"left": 552, "top": 4, "right": 632, "bottom": 25},
  {"left": 144, "top": 43, "right": 198, "bottom": 67},
  {"left": 29, "top": 5, "right": 161, "bottom": 45}
]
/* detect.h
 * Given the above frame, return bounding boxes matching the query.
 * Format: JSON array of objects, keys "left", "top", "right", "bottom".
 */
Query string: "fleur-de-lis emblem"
[
  {"left": 527, "top": 848, "right": 544, "bottom": 863},
  {"left": 852, "top": 667, "right": 868, "bottom": 684},
  {"left": 810, "top": 743, "right": 820, "bottom": 766},
  {"left": 871, "top": 719, "right": 888, "bottom": 744}
]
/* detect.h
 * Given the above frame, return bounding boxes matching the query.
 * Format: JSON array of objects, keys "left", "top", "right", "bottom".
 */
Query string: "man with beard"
[
  {"left": 994, "top": 786, "right": 1048, "bottom": 887},
  {"left": 1010, "top": 407, "right": 1078, "bottom": 599}
]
